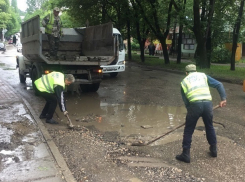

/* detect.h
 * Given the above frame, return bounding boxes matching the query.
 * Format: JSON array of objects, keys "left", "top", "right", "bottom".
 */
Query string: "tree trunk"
[
  {"left": 195, "top": 41, "right": 208, "bottom": 68},
  {"left": 160, "top": 0, "right": 173, "bottom": 64},
  {"left": 140, "top": 40, "right": 145, "bottom": 63},
  {"left": 127, "top": 20, "right": 132, "bottom": 60},
  {"left": 135, "top": 21, "right": 145, "bottom": 62},
  {"left": 134, "top": 0, "right": 172, "bottom": 64},
  {"left": 177, "top": 0, "right": 186, "bottom": 64},
  {"left": 231, "top": 0, "right": 244, "bottom": 71},
  {"left": 101, "top": 0, "right": 106, "bottom": 23},
  {"left": 177, "top": 24, "right": 183, "bottom": 64},
  {"left": 193, "top": 0, "right": 215, "bottom": 69},
  {"left": 206, "top": 29, "right": 211, "bottom": 68},
  {"left": 170, "top": 21, "right": 176, "bottom": 56},
  {"left": 159, "top": 38, "right": 170, "bottom": 64}
]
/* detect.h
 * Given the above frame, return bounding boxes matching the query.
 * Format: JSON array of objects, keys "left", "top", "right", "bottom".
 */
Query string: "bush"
[
  {"left": 211, "top": 48, "right": 231, "bottom": 63},
  {"left": 131, "top": 41, "right": 140, "bottom": 51}
]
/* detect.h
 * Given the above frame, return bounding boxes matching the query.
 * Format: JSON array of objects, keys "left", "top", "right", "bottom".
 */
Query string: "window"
[
  {"left": 183, "top": 34, "right": 195, "bottom": 50},
  {"left": 187, "top": 39, "right": 192, "bottom": 44},
  {"left": 184, "top": 45, "right": 190, "bottom": 49},
  {"left": 114, "top": 34, "right": 124, "bottom": 51},
  {"left": 190, "top": 45, "right": 195, "bottom": 50}
]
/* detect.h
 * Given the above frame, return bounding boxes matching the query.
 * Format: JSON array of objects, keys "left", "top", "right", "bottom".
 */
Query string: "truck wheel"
[
  {"left": 90, "top": 83, "right": 100, "bottom": 92},
  {"left": 31, "top": 67, "right": 40, "bottom": 96},
  {"left": 80, "top": 83, "right": 100, "bottom": 92},
  {"left": 19, "top": 69, "right": 26, "bottom": 83},
  {"left": 110, "top": 72, "right": 118, "bottom": 77}
]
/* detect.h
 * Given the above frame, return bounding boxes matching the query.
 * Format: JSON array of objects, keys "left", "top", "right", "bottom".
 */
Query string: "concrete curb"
[{"left": 22, "top": 98, "right": 76, "bottom": 182}]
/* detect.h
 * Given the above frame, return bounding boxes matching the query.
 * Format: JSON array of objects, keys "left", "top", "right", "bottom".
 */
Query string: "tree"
[
  {"left": 0, "top": 0, "right": 21, "bottom": 39},
  {"left": 192, "top": 0, "right": 215, "bottom": 68},
  {"left": 11, "top": 0, "right": 18, "bottom": 13},
  {"left": 26, "top": 0, "right": 46, "bottom": 14},
  {"left": 129, "top": 0, "right": 150, "bottom": 62},
  {"left": 231, "top": 0, "right": 244, "bottom": 70},
  {"left": 173, "top": 0, "right": 187, "bottom": 64},
  {"left": 0, "top": 0, "right": 12, "bottom": 31},
  {"left": 135, "top": 0, "right": 174, "bottom": 64}
]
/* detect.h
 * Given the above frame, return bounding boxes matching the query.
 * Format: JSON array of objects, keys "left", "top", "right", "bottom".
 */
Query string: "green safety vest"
[
  {"left": 45, "top": 13, "right": 54, "bottom": 34},
  {"left": 34, "top": 72, "right": 65, "bottom": 93},
  {"left": 181, "top": 72, "right": 212, "bottom": 102}
]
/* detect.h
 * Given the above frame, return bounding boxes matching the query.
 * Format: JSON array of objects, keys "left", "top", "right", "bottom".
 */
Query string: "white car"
[{"left": 16, "top": 42, "right": 22, "bottom": 52}]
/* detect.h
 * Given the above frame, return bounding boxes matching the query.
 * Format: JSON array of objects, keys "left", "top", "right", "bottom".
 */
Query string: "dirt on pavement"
[{"left": 44, "top": 62, "right": 245, "bottom": 182}]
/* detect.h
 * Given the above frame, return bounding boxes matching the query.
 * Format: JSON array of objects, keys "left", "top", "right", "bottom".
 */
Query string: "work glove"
[{"left": 64, "top": 111, "right": 68, "bottom": 116}]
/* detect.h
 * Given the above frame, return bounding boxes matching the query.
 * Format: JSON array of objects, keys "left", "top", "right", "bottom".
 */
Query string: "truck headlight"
[{"left": 118, "top": 61, "right": 125, "bottom": 65}]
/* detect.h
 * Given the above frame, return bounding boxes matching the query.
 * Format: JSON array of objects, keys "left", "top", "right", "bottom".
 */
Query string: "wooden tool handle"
[{"left": 213, "top": 105, "right": 220, "bottom": 110}]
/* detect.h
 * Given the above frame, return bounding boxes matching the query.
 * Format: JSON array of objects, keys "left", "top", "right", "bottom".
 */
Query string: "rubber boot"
[
  {"left": 209, "top": 145, "right": 217, "bottom": 157},
  {"left": 176, "top": 148, "right": 190, "bottom": 163}
]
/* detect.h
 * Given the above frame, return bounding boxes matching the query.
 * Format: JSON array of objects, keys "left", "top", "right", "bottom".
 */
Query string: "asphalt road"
[{"left": 1, "top": 45, "right": 245, "bottom": 182}]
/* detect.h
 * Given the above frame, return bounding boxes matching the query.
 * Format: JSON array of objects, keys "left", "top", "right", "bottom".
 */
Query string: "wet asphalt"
[{"left": 0, "top": 45, "right": 245, "bottom": 181}]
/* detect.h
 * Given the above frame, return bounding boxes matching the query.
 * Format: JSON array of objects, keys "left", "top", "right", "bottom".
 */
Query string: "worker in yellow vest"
[
  {"left": 42, "top": 7, "right": 62, "bottom": 59},
  {"left": 176, "top": 64, "right": 227, "bottom": 163},
  {"left": 34, "top": 72, "right": 75, "bottom": 124}
]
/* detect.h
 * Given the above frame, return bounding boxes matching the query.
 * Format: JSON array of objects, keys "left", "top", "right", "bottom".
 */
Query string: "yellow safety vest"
[
  {"left": 181, "top": 72, "right": 212, "bottom": 102},
  {"left": 45, "top": 13, "right": 54, "bottom": 34},
  {"left": 34, "top": 72, "right": 65, "bottom": 93}
]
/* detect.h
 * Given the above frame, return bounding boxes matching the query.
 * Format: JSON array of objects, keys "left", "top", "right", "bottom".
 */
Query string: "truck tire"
[
  {"left": 110, "top": 72, "right": 118, "bottom": 77},
  {"left": 31, "top": 67, "right": 40, "bottom": 96},
  {"left": 19, "top": 69, "right": 26, "bottom": 83},
  {"left": 80, "top": 83, "right": 100, "bottom": 92}
]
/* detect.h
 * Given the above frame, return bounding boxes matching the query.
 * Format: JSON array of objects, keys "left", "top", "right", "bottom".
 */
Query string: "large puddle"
[{"left": 65, "top": 95, "right": 187, "bottom": 143}]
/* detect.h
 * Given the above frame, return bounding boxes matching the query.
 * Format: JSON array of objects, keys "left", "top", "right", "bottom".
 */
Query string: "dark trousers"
[
  {"left": 182, "top": 101, "right": 217, "bottom": 149},
  {"left": 47, "top": 34, "right": 60, "bottom": 57},
  {"left": 39, "top": 92, "right": 57, "bottom": 120}
]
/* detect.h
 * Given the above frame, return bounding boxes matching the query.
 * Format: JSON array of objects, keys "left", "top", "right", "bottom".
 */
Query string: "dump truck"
[{"left": 17, "top": 15, "right": 125, "bottom": 93}]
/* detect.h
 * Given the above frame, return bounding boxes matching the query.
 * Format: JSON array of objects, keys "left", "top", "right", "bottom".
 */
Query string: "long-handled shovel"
[
  {"left": 65, "top": 114, "right": 74, "bottom": 129},
  {"left": 131, "top": 105, "right": 221, "bottom": 146}
]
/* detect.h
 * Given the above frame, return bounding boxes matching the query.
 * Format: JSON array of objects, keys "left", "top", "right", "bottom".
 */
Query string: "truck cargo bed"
[{"left": 21, "top": 15, "right": 116, "bottom": 65}]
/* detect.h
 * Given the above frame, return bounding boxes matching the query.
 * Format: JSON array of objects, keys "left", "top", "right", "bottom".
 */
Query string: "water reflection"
[{"left": 65, "top": 95, "right": 186, "bottom": 139}]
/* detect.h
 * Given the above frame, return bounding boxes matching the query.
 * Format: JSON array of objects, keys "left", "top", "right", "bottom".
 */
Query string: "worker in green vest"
[
  {"left": 176, "top": 64, "right": 227, "bottom": 163},
  {"left": 34, "top": 72, "right": 75, "bottom": 124},
  {"left": 42, "top": 7, "right": 62, "bottom": 59}
]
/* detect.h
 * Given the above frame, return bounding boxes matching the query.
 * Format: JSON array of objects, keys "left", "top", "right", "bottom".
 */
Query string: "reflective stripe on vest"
[
  {"left": 41, "top": 75, "right": 53, "bottom": 93},
  {"left": 34, "top": 72, "right": 65, "bottom": 93},
  {"left": 181, "top": 72, "right": 212, "bottom": 102}
]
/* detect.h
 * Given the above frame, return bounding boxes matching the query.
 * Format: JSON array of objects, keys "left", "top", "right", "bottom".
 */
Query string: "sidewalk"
[{"left": 0, "top": 79, "right": 75, "bottom": 182}]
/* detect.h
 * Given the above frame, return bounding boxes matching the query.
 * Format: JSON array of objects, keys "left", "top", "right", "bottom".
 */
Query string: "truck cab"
[{"left": 100, "top": 28, "right": 125, "bottom": 77}]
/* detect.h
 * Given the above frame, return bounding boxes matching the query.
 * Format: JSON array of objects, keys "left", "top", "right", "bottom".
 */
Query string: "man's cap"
[
  {"left": 53, "top": 7, "right": 60, "bottom": 11},
  {"left": 185, "top": 64, "right": 196, "bottom": 72}
]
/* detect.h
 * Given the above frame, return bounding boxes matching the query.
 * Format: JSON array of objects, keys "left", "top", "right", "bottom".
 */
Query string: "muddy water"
[
  {"left": 65, "top": 95, "right": 187, "bottom": 142},
  {"left": 0, "top": 103, "right": 28, "bottom": 123},
  {"left": 0, "top": 102, "right": 41, "bottom": 171}
]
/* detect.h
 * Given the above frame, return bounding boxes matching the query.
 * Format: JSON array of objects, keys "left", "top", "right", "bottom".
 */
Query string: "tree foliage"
[
  {"left": 230, "top": 0, "right": 245, "bottom": 70},
  {"left": 26, "top": 0, "right": 46, "bottom": 14},
  {"left": 0, "top": 0, "right": 21, "bottom": 38},
  {"left": 1, "top": 0, "right": 245, "bottom": 69}
]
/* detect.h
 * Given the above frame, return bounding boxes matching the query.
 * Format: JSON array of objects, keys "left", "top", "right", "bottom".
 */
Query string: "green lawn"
[{"left": 127, "top": 54, "right": 245, "bottom": 84}]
